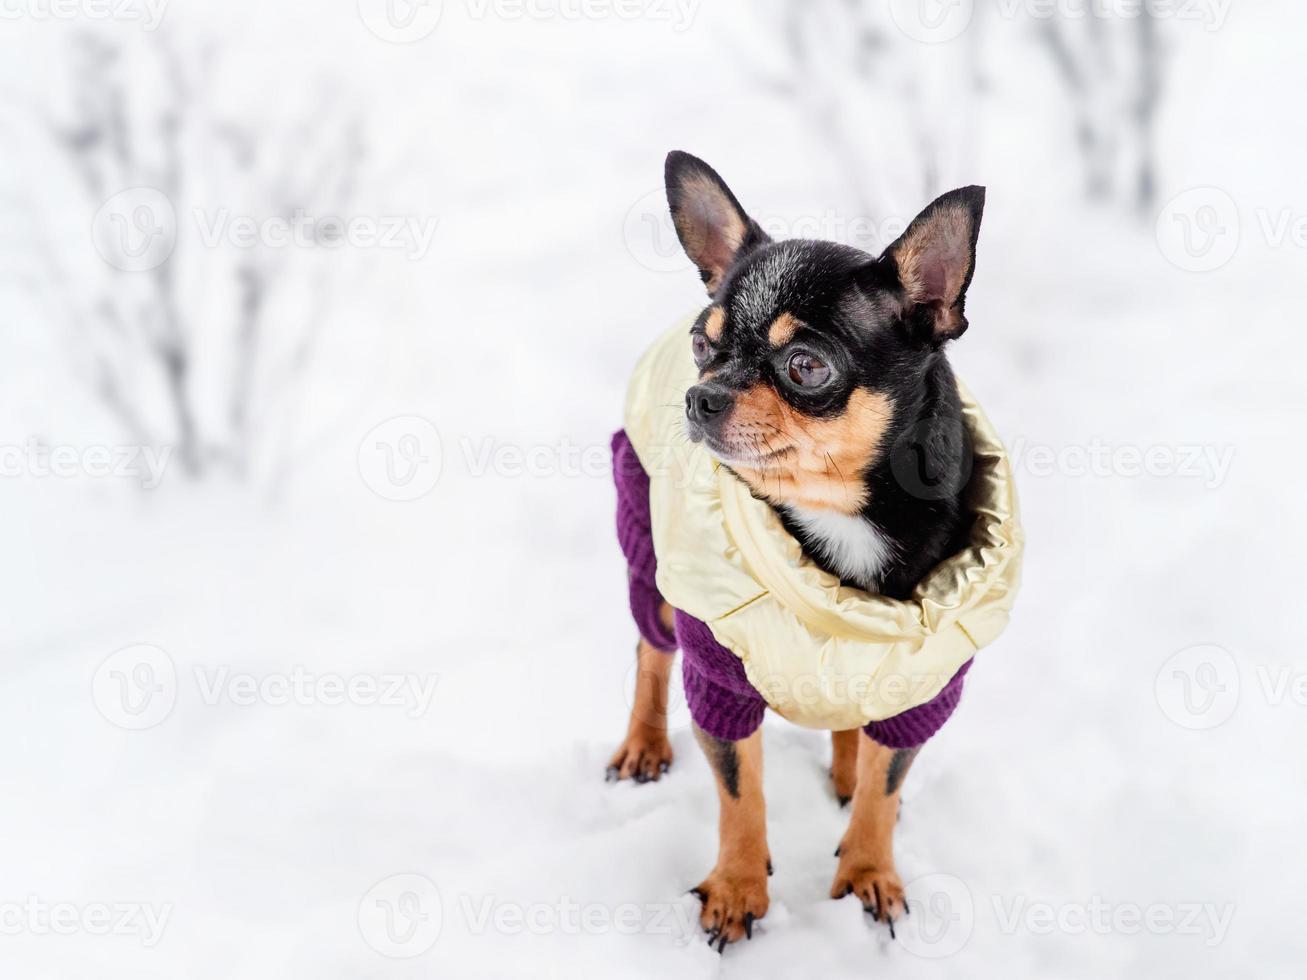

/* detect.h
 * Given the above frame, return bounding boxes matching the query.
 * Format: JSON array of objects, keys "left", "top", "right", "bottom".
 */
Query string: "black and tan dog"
[{"left": 609, "top": 151, "right": 985, "bottom": 948}]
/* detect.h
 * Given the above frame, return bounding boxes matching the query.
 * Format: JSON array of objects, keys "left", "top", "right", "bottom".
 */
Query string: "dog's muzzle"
[{"left": 684, "top": 383, "right": 733, "bottom": 434}]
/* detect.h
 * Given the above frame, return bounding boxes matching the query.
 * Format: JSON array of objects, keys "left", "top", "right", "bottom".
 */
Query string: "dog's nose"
[{"left": 685, "top": 383, "right": 733, "bottom": 425}]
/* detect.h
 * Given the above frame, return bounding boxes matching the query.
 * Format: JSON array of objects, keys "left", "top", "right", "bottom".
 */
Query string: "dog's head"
[{"left": 665, "top": 150, "right": 984, "bottom": 514}]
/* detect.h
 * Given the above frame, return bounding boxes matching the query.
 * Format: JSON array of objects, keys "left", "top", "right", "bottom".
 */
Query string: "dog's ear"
[
  {"left": 665, "top": 151, "right": 771, "bottom": 295},
  {"left": 881, "top": 186, "right": 985, "bottom": 342}
]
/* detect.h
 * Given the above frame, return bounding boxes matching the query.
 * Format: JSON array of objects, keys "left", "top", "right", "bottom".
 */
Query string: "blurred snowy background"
[{"left": 1, "top": 0, "right": 1302, "bottom": 976}]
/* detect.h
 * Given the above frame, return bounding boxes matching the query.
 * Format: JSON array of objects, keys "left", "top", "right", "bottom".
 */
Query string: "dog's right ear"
[{"left": 665, "top": 151, "right": 770, "bottom": 295}]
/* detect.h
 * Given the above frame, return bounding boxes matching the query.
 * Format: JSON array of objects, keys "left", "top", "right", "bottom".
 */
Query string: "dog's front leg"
[
  {"left": 606, "top": 637, "right": 675, "bottom": 782},
  {"left": 830, "top": 736, "right": 918, "bottom": 936},
  {"left": 691, "top": 725, "right": 769, "bottom": 950}
]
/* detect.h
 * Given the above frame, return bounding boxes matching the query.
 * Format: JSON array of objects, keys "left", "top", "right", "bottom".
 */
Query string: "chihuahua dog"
[{"left": 608, "top": 151, "right": 985, "bottom": 947}]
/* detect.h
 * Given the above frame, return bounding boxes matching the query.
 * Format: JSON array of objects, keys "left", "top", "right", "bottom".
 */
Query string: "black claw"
[
  {"left": 689, "top": 887, "right": 707, "bottom": 901},
  {"left": 834, "top": 845, "right": 841, "bottom": 857},
  {"left": 837, "top": 795, "right": 851, "bottom": 808},
  {"left": 605, "top": 766, "right": 618, "bottom": 781},
  {"left": 717, "top": 933, "right": 728, "bottom": 953},
  {"left": 904, "top": 899, "right": 911, "bottom": 917},
  {"left": 660, "top": 761, "right": 670, "bottom": 773},
  {"left": 887, "top": 916, "right": 897, "bottom": 940},
  {"left": 766, "top": 860, "right": 774, "bottom": 876},
  {"left": 743, "top": 912, "right": 754, "bottom": 939},
  {"left": 863, "top": 903, "right": 878, "bottom": 920},
  {"left": 842, "top": 884, "right": 853, "bottom": 898}
]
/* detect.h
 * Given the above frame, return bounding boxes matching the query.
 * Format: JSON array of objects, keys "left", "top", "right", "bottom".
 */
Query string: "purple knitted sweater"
[{"left": 612, "top": 429, "right": 970, "bottom": 747}]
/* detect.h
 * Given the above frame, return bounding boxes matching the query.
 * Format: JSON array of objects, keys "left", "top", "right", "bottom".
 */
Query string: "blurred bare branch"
[
  {"left": 738, "top": 1, "right": 1167, "bottom": 221},
  {"left": 29, "top": 31, "right": 367, "bottom": 482},
  {"left": 1035, "top": 8, "right": 1164, "bottom": 215}
]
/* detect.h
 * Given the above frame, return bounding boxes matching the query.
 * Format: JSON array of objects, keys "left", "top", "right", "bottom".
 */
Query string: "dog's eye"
[
  {"left": 787, "top": 351, "right": 831, "bottom": 388},
  {"left": 691, "top": 333, "right": 713, "bottom": 367}
]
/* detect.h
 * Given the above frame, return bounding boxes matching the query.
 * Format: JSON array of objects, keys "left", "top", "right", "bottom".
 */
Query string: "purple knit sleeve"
[
  {"left": 611, "top": 430, "right": 677, "bottom": 652},
  {"left": 862, "top": 659, "right": 972, "bottom": 749},
  {"left": 675, "top": 611, "right": 768, "bottom": 742}
]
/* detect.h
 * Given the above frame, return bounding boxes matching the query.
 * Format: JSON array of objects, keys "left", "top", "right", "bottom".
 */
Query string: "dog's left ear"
[
  {"left": 665, "top": 151, "right": 771, "bottom": 295},
  {"left": 880, "top": 186, "right": 985, "bottom": 342}
]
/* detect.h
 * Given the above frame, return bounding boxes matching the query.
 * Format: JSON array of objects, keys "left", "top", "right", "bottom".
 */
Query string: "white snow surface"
[{"left": 1, "top": 2, "right": 1305, "bottom": 976}]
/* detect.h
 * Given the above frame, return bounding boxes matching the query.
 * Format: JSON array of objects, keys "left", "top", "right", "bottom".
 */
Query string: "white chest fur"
[{"left": 785, "top": 507, "right": 897, "bottom": 592}]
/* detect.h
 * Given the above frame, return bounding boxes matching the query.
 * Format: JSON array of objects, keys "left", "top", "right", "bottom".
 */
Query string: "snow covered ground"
[{"left": 2, "top": 1, "right": 1305, "bottom": 976}]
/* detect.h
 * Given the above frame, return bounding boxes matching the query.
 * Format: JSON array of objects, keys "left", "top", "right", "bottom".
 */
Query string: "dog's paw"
[
  {"left": 605, "top": 728, "right": 673, "bottom": 783},
  {"left": 830, "top": 857, "right": 906, "bottom": 938},
  {"left": 691, "top": 866, "right": 769, "bottom": 952}
]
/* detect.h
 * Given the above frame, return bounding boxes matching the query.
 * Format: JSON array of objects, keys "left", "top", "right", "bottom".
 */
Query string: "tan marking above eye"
[
  {"left": 767, "top": 312, "right": 801, "bottom": 348},
  {"left": 724, "top": 386, "right": 894, "bottom": 514},
  {"left": 704, "top": 306, "right": 726, "bottom": 342}
]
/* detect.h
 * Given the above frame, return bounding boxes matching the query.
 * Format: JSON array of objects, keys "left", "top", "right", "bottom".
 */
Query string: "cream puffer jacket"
[{"left": 623, "top": 322, "right": 1024, "bottom": 731}]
